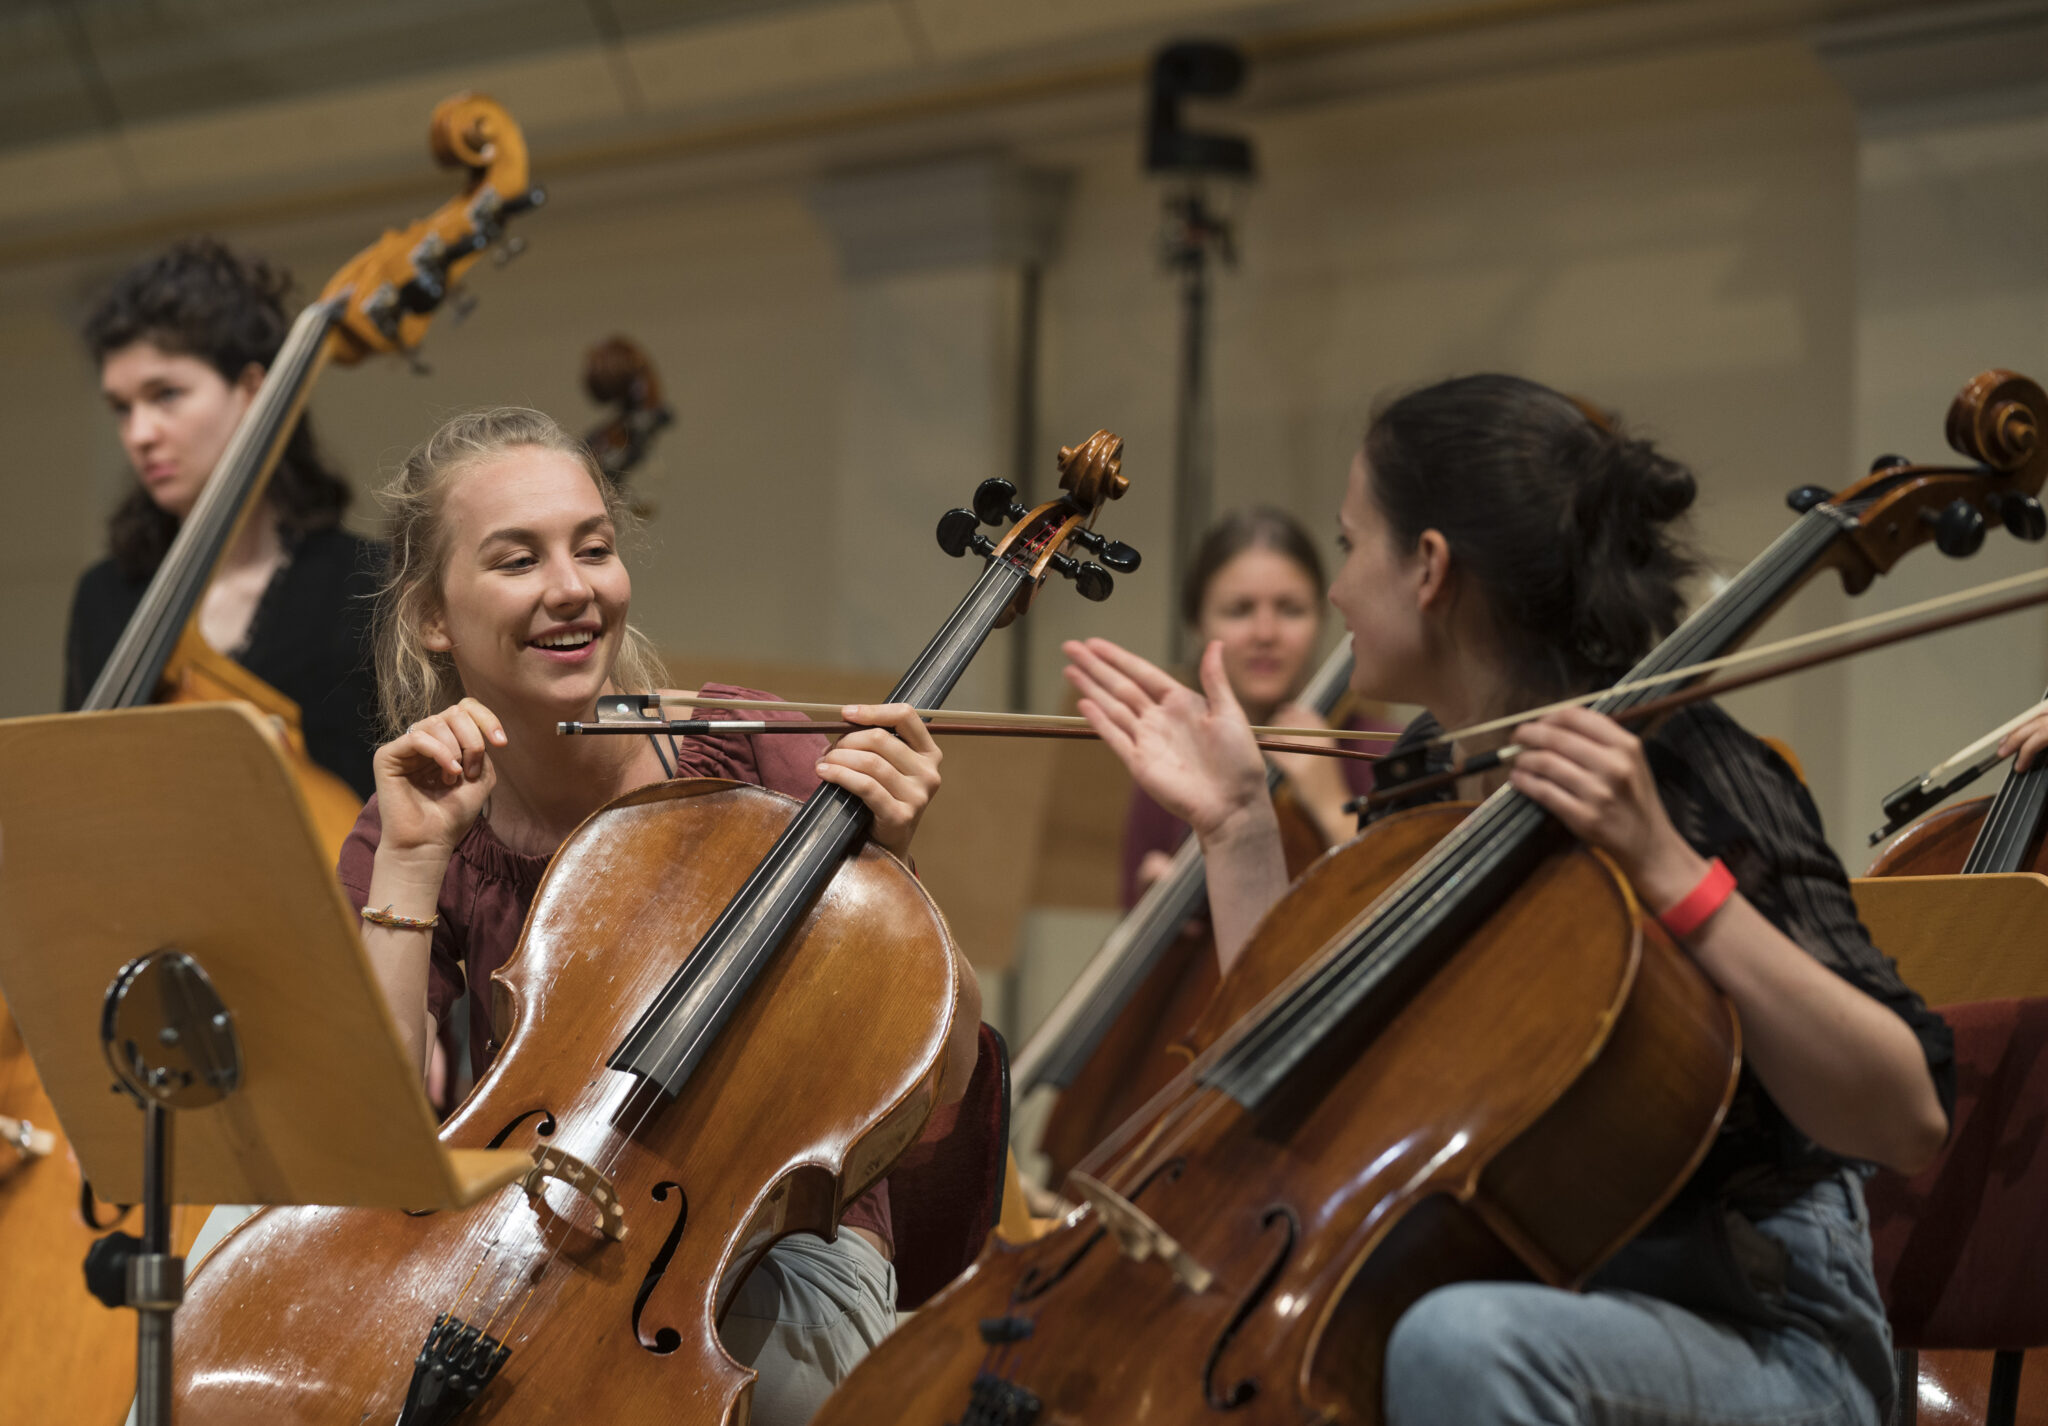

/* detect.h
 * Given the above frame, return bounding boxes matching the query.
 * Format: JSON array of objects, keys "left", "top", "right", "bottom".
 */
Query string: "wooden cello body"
[
  {"left": 0, "top": 1017, "right": 210, "bottom": 1426},
  {"left": 173, "top": 781, "right": 959, "bottom": 1424},
  {"left": 169, "top": 434, "right": 1136, "bottom": 1424},
  {"left": 1022, "top": 640, "right": 1362, "bottom": 1186},
  {"left": 813, "top": 806, "right": 1740, "bottom": 1426},
  {"left": 1030, "top": 790, "right": 1330, "bottom": 1185},
  {"left": 159, "top": 624, "right": 363, "bottom": 860}
]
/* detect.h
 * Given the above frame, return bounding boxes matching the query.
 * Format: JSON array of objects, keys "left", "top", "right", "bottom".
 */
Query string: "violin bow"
[
  {"left": 559, "top": 697, "right": 1391, "bottom": 764},
  {"left": 1365, "top": 566, "right": 2048, "bottom": 807}
]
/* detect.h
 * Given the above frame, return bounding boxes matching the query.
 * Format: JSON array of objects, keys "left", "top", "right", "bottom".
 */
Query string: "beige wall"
[{"left": 2, "top": 9, "right": 2040, "bottom": 1011}]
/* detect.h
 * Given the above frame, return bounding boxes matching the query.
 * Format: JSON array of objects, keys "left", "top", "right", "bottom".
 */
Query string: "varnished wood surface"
[
  {"left": 173, "top": 777, "right": 960, "bottom": 1425},
  {"left": 0, "top": 1006, "right": 208, "bottom": 1426},
  {"left": 814, "top": 806, "right": 1738, "bottom": 1425},
  {"left": 162, "top": 630, "right": 362, "bottom": 864},
  {"left": 0, "top": 704, "right": 523, "bottom": 1210},
  {"left": 1850, "top": 872, "right": 2048, "bottom": 1006},
  {"left": 1034, "top": 784, "right": 1329, "bottom": 1185}
]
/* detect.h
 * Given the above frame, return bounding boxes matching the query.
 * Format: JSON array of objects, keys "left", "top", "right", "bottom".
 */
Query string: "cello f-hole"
[
  {"left": 486, "top": 1108, "right": 558, "bottom": 1148},
  {"left": 632, "top": 1182, "right": 689, "bottom": 1355},
  {"left": 1203, "top": 1206, "right": 1298, "bottom": 1410}
]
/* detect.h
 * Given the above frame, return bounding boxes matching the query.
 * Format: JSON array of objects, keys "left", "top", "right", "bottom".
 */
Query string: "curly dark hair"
[
  {"left": 1364, "top": 374, "right": 1702, "bottom": 701},
  {"left": 86, "top": 236, "right": 351, "bottom": 581}
]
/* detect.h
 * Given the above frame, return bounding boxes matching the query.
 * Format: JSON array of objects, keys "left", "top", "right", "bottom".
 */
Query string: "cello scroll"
[
  {"left": 1816, "top": 370, "right": 2048, "bottom": 592},
  {"left": 323, "top": 92, "right": 542, "bottom": 364},
  {"left": 945, "top": 431, "right": 1136, "bottom": 626}
]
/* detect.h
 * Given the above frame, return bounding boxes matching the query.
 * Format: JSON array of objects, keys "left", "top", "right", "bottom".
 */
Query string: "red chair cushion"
[{"left": 1866, "top": 997, "right": 2048, "bottom": 1350}]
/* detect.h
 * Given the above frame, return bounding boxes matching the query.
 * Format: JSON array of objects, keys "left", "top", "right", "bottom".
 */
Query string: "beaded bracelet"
[
  {"left": 361, "top": 903, "right": 440, "bottom": 932},
  {"left": 1656, "top": 858, "right": 1736, "bottom": 941}
]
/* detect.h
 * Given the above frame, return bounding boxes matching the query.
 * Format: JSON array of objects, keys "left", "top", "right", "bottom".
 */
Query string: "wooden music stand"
[
  {"left": 0, "top": 703, "right": 531, "bottom": 1426},
  {"left": 1851, "top": 872, "right": 2048, "bottom": 1006}
]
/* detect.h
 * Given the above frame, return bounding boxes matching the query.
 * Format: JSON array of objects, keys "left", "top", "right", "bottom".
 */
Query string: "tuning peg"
[
  {"left": 1930, "top": 497, "right": 1987, "bottom": 557},
  {"left": 1048, "top": 552, "right": 1114, "bottom": 601},
  {"left": 503, "top": 186, "right": 547, "bottom": 218},
  {"left": 937, "top": 508, "right": 995, "bottom": 558},
  {"left": 447, "top": 285, "right": 478, "bottom": 326},
  {"left": 973, "top": 479, "right": 1027, "bottom": 527},
  {"left": 1869, "top": 453, "right": 1912, "bottom": 474},
  {"left": 1068, "top": 526, "right": 1141, "bottom": 573},
  {"left": 397, "top": 269, "right": 445, "bottom": 315},
  {"left": 493, "top": 235, "right": 529, "bottom": 268},
  {"left": 1785, "top": 486, "right": 1833, "bottom": 514},
  {"left": 2002, "top": 493, "right": 2048, "bottom": 542}
]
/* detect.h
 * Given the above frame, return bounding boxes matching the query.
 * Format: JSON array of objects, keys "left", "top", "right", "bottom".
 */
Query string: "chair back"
[{"left": 1867, "top": 997, "right": 2048, "bottom": 1350}]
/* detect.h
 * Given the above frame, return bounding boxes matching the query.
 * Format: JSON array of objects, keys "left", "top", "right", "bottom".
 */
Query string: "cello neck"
[
  {"left": 1961, "top": 690, "right": 2048, "bottom": 874},
  {"left": 607, "top": 545, "right": 1047, "bottom": 1098},
  {"left": 82, "top": 300, "right": 341, "bottom": 712},
  {"left": 1010, "top": 635, "right": 1362, "bottom": 1097}
]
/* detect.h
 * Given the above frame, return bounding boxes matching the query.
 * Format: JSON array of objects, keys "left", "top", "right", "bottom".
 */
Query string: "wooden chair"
[{"left": 1866, "top": 997, "right": 2048, "bottom": 1426}]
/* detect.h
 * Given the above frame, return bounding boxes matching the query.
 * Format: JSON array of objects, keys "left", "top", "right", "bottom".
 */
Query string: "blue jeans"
[{"left": 1384, "top": 1171, "right": 1894, "bottom": 1426}]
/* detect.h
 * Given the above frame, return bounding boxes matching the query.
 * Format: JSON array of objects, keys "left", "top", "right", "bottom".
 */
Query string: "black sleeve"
[
  {"left": 62, "top": 559, "right": 141, "bottom": 712},
  {"left": 1650, "top": 703, "right": 1957, "bottom": 1124},
  {"left": 301, "top": 533, "right": 384, "bottom": 802}
]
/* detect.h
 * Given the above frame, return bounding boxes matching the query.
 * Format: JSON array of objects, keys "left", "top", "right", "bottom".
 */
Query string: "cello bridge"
[
  {"left": 1068, "top": 1170, "right": 1212, "bottom": 1293},
  {"left": 519, "top": 1146, "right": 628, "bottom": 1242}
]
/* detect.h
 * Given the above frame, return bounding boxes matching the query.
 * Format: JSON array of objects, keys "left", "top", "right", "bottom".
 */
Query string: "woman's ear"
[
  {"left": 234, "top": 362, "right": 265, "bottom": 399},
  {"left": 1414, "top": 529, "right": 1453, "bottom": 612},
  {"left": 421, "top": 607, "right": 454, "bottom": 654}
]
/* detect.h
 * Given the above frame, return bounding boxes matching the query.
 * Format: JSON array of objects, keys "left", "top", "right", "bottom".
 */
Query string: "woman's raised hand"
[
  {"left": 372, "top": 696, "right": 505, "bottom": 859},
  {"left": 819, "top": 703, "right": 943, "bottom": 860},
  {"left": 1064, "top": 638, "right": 1271, "bottom": 842}
]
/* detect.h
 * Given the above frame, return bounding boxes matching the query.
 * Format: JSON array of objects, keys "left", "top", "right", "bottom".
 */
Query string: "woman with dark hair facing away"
[
  {"left": 64, "top": 236, "right": 383, "bottom": 798},
  {"left": 1120, "top": 507, "right": 1397, "bottom": 907},
  {"left": 1066, "top": 374, "right": 1953, "bottom": 1425}
]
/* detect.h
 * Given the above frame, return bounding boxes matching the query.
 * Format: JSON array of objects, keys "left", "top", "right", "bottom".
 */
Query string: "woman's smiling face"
[{"left": 423, "top": 444, "right": 632, "bottom": 718}]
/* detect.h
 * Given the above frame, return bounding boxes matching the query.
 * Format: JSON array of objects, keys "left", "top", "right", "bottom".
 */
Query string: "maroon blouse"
[{"left": 338, "top": 684, "right": 914, "bottom": 1252}]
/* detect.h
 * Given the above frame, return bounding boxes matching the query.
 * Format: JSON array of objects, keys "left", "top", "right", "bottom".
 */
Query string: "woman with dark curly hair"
[{"left": 63, "top": 236, "right": 383, "bottom": 798}]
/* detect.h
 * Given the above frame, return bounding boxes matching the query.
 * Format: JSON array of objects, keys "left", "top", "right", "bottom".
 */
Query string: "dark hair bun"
[{"left": 1366, "top": 375, "right": 1701, "bottom": 698}]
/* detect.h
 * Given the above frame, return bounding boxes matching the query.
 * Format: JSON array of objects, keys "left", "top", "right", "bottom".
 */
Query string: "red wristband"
[{"left": 1656, "top": 858, "right": 1736, "bottom": 940}]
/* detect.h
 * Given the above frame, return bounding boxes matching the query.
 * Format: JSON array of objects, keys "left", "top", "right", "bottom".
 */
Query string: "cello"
[
  {"left": 808, "top": 369, "right": 2048, "bottom": 1426},
  {"left": 1015, "top": 635, "right": 1365, "bottom": 1187},
  {"left": 1862, "top": 697, "right": 2048, "bottom": 1426},
  {"left": 583, "top": 334, "right": 674, "bottom": 519},
  {"left": 0, "top": 92, "right": 541, "bottom": 1426},
  {"left": 169, "top": 438, "right": 1136, "bottom": 1424}
]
